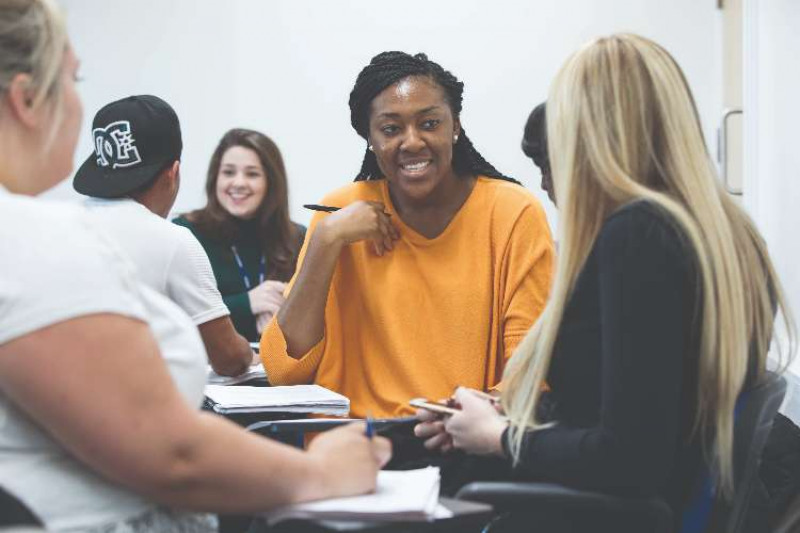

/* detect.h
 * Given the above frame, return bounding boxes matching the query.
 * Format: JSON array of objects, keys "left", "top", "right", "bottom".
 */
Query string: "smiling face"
[
  {"left": 368, "top": 76, "right": 461, "bottom": 203},
  {"left": 215, "top": 145, "right": 268, "bottom": 220}
]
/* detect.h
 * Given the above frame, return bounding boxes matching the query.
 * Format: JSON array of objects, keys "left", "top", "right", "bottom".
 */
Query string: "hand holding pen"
[
  {"left": 305, "top": 421, "right": 392, "bottom": 497},
  {"left": 306, "top": 200, "right": 399, "bottom": 257}
]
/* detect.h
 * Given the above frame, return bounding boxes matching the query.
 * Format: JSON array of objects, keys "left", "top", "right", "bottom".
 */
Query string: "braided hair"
[{"left": 348, "top": 51, "right": 518, "bottom": 184}]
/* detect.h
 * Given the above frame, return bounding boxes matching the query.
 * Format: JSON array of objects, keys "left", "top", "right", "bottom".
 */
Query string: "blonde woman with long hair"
[
  {"left": 415, "top": 33, "right": 795, "bottom": 527},
  {"left": 0, "top": 1, "right": 389, "bottom": 530}
]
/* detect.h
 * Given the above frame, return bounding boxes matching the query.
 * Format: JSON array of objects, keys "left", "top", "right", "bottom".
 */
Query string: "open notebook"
[
  {"left": 264, "top": 467, "right": 452, "bottom": 524},
  {"left": 204, "top": 384, "right": 350, "bottom": 416}
]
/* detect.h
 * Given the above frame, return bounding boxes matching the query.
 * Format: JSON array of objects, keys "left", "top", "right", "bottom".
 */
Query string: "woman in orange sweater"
[{"left": 261, "top": 52, "right": 554, "bottom": 425}]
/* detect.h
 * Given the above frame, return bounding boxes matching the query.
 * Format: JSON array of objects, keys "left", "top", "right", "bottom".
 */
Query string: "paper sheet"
[
  {"left": 207, "top": 364, "right": 267, "bottom": 386},
  {"left": 265, "top": 467, "right": 449, "bottom": 524}
]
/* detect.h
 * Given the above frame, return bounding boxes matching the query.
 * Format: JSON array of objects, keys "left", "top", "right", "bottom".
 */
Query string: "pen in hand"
[
  {"left": 303, "top": 203, "right": 392, "bottom": 217},
  {"left": 365, "top": 412, "right": 375, "bottom": 439},
  {"left": 303, "top": 204, "right": 340, "bottom": 213}
]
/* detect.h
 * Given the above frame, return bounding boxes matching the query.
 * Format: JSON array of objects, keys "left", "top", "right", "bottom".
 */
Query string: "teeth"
[{"left": 402, "top": 161, "right": 430, "bottom": 171}]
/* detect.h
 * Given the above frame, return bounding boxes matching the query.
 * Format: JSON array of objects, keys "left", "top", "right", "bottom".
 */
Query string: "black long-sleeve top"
[{"left": 504, "top": 201, "right": 703, "bottom": 514}]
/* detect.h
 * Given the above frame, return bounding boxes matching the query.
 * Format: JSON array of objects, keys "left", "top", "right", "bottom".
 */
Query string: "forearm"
[
  {"left": 138, "top": 412, "right": 331, "bottom": 512},
  {"left": 0, "top": 316, "right": 334, "bottom": 514},
  {"left": 207, "top": 336, "right": 252, "bottom": 377},
  {"left": 200, "top": 316, "right": 254, "bottom": 376},
  {"left": 277, "top": 224, "right": 342, "bottom": 358}
]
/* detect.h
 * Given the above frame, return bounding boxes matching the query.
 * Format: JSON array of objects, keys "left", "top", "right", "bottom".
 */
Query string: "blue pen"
[{"left": 365, "top": 412, "right": 375, "bottom": 439}]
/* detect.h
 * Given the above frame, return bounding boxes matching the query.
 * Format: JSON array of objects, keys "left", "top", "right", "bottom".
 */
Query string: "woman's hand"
[
  {"left": 414, "top": 401, "right": 455, "bottom": 453},
  {"left": 320, "top": 201, "right": 400, "bottom": 256},
  {"left": 443, "top": 388, "right": 508, "bottom": 456},
  {"left": 248, "top": 280, "right": 287, "bottom": 315},
  {"left": 307, "top": 423, "right": 392, "bottom": 498},
  {"left": 255, "top": 311, "right": 274, "bottom": 334}
]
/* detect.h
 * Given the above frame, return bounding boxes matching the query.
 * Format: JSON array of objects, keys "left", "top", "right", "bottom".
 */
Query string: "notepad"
[
  {"left": 204, "top": 384, "right": 350, "bottom": 416},
  {"left": 264, "top": 467, "right": 452, "bottom": 524},
  {"left": 207, "top": 364, "right": 267, "bottom": 386}
]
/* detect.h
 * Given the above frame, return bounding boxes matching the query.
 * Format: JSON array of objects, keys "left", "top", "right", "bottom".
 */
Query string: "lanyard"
[{"left": 231, "top": 246, "right": 266, "bottom": 290}]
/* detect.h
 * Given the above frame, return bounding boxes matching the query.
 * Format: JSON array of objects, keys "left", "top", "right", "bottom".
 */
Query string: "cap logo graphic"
[{"left": 93, "top": 120, "right": 142, "bottom": 169}]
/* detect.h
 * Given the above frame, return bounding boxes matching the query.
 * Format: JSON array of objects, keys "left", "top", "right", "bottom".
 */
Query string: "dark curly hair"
[{"left": 348, "top": 51, "right": 518, "bottom": 184}]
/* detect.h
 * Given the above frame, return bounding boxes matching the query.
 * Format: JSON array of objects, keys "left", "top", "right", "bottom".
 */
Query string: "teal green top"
[{"left": 173, "top": 215, "right": 305, "bottom": 342}]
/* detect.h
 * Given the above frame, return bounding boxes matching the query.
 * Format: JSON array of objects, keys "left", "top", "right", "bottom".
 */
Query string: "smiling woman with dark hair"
[
  {"left": 261, "top": 52, "right": 555, "bottom": 442},
  {"left": 175, "top": 129, "right": 305, "bottom": 342}
]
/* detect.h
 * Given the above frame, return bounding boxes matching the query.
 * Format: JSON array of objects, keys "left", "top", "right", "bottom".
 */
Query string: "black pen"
[
  {"left": 303, "top": 203, "right": 392, "bottom": 217},
  {"left": 303, "top": 204, "right": 340, "bottom": 213}
]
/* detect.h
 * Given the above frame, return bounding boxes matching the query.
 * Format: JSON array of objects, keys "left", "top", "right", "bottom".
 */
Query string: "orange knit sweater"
[{"left": 261, "top": 177, "right": 554, "bottom": 418}]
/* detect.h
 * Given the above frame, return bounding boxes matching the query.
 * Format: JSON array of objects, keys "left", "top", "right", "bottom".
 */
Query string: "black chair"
[
  {"left": 455, "top": 372, "right": 787, "bottom": 533},
  {"left": 0, "top": 487, "right": 42, "bottom": 528},
  {"left": 709, "top": 372, "right": 787, "bottom": 532},
  {"left": 773, "top": 493, "right": 800, "bottom": 533}
]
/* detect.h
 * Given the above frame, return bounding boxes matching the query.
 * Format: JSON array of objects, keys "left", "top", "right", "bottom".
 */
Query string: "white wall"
[
  {"left": 54, "top": 0, "right": 721, "bottom": 232},
  {"left": 744, "top": 0, "right": 800, "bottom": 418}
]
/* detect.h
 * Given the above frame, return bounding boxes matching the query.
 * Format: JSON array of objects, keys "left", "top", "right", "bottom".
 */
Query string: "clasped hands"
[
  {"left": 249, "top": 280, "right": 287, "bottom": 334},
  {"left": 413, "top": 387, "right": 509, "bottom": 457}
]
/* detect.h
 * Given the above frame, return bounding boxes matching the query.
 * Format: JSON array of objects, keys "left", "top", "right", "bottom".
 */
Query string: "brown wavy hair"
[{"left": 184, "top": 128, "right": 301, "bottom": 281}]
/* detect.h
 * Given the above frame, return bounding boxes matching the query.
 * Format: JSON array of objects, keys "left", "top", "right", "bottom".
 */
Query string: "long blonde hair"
[{"left": 502, "top": 33, "right": 796, "bottom": 496}]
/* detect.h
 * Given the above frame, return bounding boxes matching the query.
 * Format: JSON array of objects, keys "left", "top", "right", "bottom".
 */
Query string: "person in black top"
[
  {"left": 415, "top": 33, "right": 796, "bottom": 528},
  {"left": 521, "top": 102, "right": 555, "bottom": 205}
]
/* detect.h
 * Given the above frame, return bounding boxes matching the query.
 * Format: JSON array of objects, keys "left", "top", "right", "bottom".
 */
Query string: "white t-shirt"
[
  {"left": 0, "top": 187, "right": 207, "bottom": 531},
  {"left": 84, "top": 198, "right": 229, "bottom": 326}
]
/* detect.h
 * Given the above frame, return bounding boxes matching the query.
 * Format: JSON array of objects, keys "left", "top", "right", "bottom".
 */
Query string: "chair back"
[
  {"left": 683, "top": 371, "right": 787, "bottom": 533},
  {"left": 0, "top": 487, "right": 41, "bottom": 528},
  {"left": 720, "top": 371, "right": 787, "bottom": 532}
]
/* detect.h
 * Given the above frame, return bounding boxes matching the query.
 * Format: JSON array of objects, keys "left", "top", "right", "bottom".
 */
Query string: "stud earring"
[
  {"left": 453, "top": 135, "right": 459, "bottom": 143},
  {"left": 368, "top": 145, "right": 374, "bottom": 152}
]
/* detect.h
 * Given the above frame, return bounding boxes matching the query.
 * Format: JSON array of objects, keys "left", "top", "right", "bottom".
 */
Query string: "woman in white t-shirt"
[{"left": 0, "top": 1, "right": 390, "bottom": 532}]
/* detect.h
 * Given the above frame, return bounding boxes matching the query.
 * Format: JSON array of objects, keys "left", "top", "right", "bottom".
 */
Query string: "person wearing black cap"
[
  {"left": 74, "top": 95, "right": 253, "bottom": 377},
  {"left": 261, "top": 52, "right": 555, "bottom": 442}
]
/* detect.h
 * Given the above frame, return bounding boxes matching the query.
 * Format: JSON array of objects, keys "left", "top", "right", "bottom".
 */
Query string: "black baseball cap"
[{"left": 74, "top": 95, "right": 182, "bottom": 198}]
